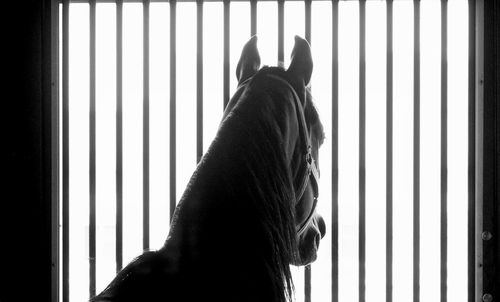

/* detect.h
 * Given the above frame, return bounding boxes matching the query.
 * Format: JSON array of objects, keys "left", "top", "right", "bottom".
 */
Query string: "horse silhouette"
[{"left": 91, "top": 35, "right": 325, "bottom": 302}]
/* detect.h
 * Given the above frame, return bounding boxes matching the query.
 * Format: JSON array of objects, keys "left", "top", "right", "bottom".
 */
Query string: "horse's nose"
[{"left": 316, "top": 214, "right": 326, "bottom": 239}]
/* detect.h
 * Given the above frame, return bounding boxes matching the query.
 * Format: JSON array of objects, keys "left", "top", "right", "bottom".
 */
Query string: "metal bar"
[
  {"left": 331, "top": 1, "right": 339, "bottom": 302},
  {"left": 116, "top": 0, "right": 124, "bottom": 272},
  {"left": 474, "top": 0, "right": 485, "bottom": 299},
  {"left": 304, "top": 2, "right": 312, "bottom": 300},
  {"left": 223, "top": 0, "right": 230, "bottom": 109},
  {"left": 197, "top": 0, "right": 203, "bottom": 163},
  {"left": 46, "top": 1, "right": 60, "bottom": 300},
  {"left": 413, "top": 1, "right": 421, "bottom": 302},
  {"left": 386, "top": 1, "right": 393, "bottom": 302},
  {"left": 359, "top": 1, "right": 366, "bottom": 302},
  {"left": 278, "top": 0, "right": 284, "bottom": 64},
  {"left": 479, "top": 0, "right": 498, "bottom": 300},
  {"left": 250, "top": 0, "right": 257, "bottom": 36},
  {"left": 305, "top": 0, "right": 311, "bottom": 43},
  {"left": 467, "top": 0, "right": 476, "bottom": 301},
  {"left": 143, "top": 0, "right": 150, "bottom": 251},
  {"left": 62, "top": 1, "right": 70, "bottom": 301},
  {"left": 170, "top": 0, "right": 177, "bottom": 221},
  {"left": 305, "top": 265, "right": 311, "bottom": 302},
  {"left": 89, "top": 0, "right": 97, "bottom": 297},
  {"left": 440, "top": 1, "right": 448, "bottom": 302}
]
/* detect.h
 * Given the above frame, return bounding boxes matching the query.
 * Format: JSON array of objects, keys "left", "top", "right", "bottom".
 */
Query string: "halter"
[{"left": 265, "top": 73, "right": 320, "bottom": 237}]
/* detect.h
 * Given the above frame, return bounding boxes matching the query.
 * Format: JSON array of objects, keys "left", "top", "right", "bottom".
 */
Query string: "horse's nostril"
[{"left": 317, "top": 215, "right": 326, "bottom": 239}]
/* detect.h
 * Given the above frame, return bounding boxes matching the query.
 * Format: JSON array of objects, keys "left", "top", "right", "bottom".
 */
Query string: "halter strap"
[{"left": 265, "top": 73, "right": 319, "bottom": 236}]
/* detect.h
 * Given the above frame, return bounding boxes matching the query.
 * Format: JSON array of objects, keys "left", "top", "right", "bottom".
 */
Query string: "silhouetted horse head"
[
  {"left": 91, "top": 35, "right": 325, "bottom": 302},
  {"left": 226, "top": 35, "right": 326, "bottom": 267}
]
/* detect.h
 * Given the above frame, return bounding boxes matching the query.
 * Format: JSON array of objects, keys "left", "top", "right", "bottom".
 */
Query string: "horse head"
[{"left": 228, "top": 35, "right": 326, "bottom": 267}]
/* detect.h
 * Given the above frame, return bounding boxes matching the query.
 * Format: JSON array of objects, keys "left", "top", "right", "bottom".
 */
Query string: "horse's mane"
[{"left": 209, "top": 67, "right": 320, "bottom": 302}]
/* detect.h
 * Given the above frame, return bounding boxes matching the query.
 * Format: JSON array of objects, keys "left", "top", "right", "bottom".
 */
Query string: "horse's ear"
[
  {"left": 236, "top": 35, "right": 260, "bottom": 85},
  {"left": 287, "top": 35, "right": 313, "bottom": 86}
]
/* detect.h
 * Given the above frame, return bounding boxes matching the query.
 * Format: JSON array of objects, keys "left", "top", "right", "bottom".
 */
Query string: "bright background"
[{"left": 61, "top": 1, "right": 469, "bottom": 301}]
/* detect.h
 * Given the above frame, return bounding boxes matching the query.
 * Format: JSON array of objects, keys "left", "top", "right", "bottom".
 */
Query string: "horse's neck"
[{"left": 160, "top": 135, "right": 278, "bottom": 298}]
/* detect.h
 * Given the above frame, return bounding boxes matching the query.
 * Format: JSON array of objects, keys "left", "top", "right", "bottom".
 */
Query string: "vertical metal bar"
[
  {"left": 413, "top": 1, "right": 421, "bottom": 302},
  {"left": 440, "top": 1, "right": 448, "bottom": 302},
  {"left": 332, "top": 1, "right": 339, "bottom": 302},
  {"left": 250, "top": 0, "right": 257, "bottom": 37},
  {"left": 359, "top": 1, "right": 366, "bottom": 302},
  {"left": 305, "top": 0, "right": 311, "bottom": 43},
  {"left": 89, "top": 0, "right": 97, "bottom": 297},
  {"left": 143, "top": 0, "right": 150, "bottom": 251},
  {"left": 304, "top": 2, "right": 312, "bottom": 301},
  {"left": 223, "top": 0, "right": 230, "bottom": 109},
  {"left": 197, "top": 0, "right": 203, "bottom": 163},
  {"left": 170, "top": 0, "right": 177, "bottom": 221},
  {"left": 474, "top": 1, "right": 485, "bottom": 301},
  {"left": 386, "top": 1, "right": 393, "bottom": 302},
  {"left": 47, "top": 2, "right": 60, "bottom": 300},
  {"left": 467, "top": 0, "right": 476, "bottom": 301},
  {"left": 62, "top": 1, "right": 70, "bottom": 301},
  {"left": 116, "top": 0, "right": 124, "bottom": 273},
  {"left": 305, "top": 265, "right": 311, "bottom": 302},
  {"left": 277, "top": 0, "right": 284, "bottom": 65}
]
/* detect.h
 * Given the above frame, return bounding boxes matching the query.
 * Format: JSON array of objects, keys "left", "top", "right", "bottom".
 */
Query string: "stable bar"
[
  {"left": 413, "top": 1, "right": 421, "bottom": 302},
  {"left": 304, "top": 1, "right": 312, "bottom": 300},
  {"left": 62, "top": 1, "right": 70, "bottom": 301},
  {"left": 170, "top": 0, "right": 177, "bottom": 220},
  {"left": 89, "top": 0, "right": 97, "bottom": 297},
  {"left": 305, "top": 0, "right": 311, "bottom": 42},
  {"left": 197, "top": 0, "right": 203, "bottom": 163},
  {"left": 305, "top": 265, "right": 311, "bottom": 302},
  {"left": 440, "top": 1, "right": 447, "bottom": 302},
  {"left": 359, "top": 1, "right": 366, "bottom": 302},
  {"left": 331, "top": 1, "right": 339, "bottom": 302},
  {"left": 143, "top": 0, "right": 150, "bottom": 251},
  {"left": 277, "top": 0, "right": 284, "bottom": 64},
  {"left": 223, "top": 0, "right": 229, "bottom": 109},
  {"left": 250, "top": 0, "right": 257, "bottom": 36},
  {"left": 386, "top": 1, "right": 393, "bottom": 302},
  {"left": 116, "top": 0, "right": 124, "bottom": 272},
  {"left": 467, "top": 0, "right": 475, "bottom": 301}
]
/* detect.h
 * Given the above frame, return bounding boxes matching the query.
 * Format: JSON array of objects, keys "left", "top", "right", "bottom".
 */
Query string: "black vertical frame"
[{"left": 475, "top": 0, "right": 499, "bottom": 302}]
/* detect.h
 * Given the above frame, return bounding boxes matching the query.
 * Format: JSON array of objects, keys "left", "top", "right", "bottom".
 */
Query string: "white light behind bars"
[{"left": 61, "top": 1, "right": 468, "bottom": 302}]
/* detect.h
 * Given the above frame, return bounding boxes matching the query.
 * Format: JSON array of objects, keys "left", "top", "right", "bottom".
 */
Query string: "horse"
[{"left": 91, "top": 35, "right": 326, "bottom": 302}]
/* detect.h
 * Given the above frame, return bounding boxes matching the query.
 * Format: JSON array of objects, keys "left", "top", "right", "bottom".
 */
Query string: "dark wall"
[
  {"left": 3, "top": 0, "right": 53, "bottom": 301},
  {"left": 483, "top": 0, "right": 500, "bottom": 297}
]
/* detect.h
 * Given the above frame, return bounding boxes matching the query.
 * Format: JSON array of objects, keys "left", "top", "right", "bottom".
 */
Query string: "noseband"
[{"left": 265, "top": 73, "right": 320, "bottom": 237}]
